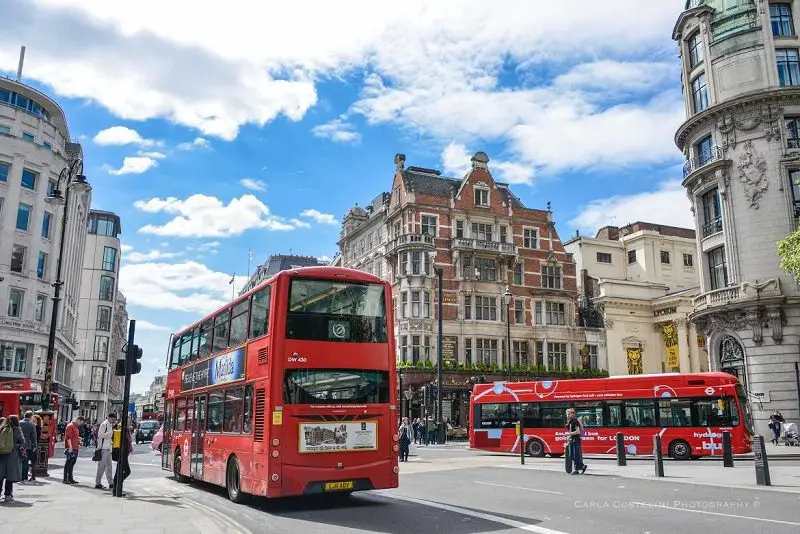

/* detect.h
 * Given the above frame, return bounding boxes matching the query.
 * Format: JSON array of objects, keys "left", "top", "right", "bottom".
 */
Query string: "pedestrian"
[
  {"left": 398, "top": 417, "right": 413, "bottom": 462},
  {"left": 565, "top": 408, "right": 587, "bottom": 475},
  {"left": 426, "top": 418, "right": 436, "bottom": 445},
  {"left": 0, "top": 415, "right": 26, "bottom": 503},
  {"left": 94, "top": 412, "right": 117, "bottom": 490},
  {"left": 770, "top": 410, "right": 785, "bottom": 445},
  {"left": 19, "top": 411, "right": 38, "bottom": 482},
  {"left": 112, "top": 425, "right": 133, "bottom": 489},
  {"left": 63, "top": 415, "right": 84, "bottom": 484}
]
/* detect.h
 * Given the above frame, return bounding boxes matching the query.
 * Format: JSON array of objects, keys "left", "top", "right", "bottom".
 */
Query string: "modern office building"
[
  {"left": 72, "top": 210, "right": 125, "bottom": 421},
  {"left": 565, "top": 222, "right": 707, "bottom": 376},
  {"left": 674, "top": 0, "right": 800, "bottom": 432},
  {"left": 0, "top": 77, "right": 91, "bottom": 418},
  {"left": 339, "top": 152, "right": 607, "bottom": 426}
]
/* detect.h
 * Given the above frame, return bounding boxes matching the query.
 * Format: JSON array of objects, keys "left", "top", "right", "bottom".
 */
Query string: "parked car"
[
  {"left": 136, "top": 420, "right": 160, "bottom": 444},
  {"left": 151, "top": 424, "right": 164, "bottom": 452}
]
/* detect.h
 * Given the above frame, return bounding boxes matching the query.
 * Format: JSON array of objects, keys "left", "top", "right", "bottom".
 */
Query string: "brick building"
[{"left": 339, "top": 152, "right": 606, "bottom": 427}]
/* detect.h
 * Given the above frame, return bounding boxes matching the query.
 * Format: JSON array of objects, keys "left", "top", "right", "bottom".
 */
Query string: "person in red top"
[{"left": 63, "top": 416, "right": 85, "bottom": 484}]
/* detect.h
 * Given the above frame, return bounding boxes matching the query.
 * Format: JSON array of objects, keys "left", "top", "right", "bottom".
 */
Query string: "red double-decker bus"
[
  {"left": 0, "top": 379, "right": 59, "bottom": 458},
  {"left": 470, "top": 372, "right": 753, "bottom": 460},
  {"left": 162, "top": 266, "right": 398, "bottom": 502}
]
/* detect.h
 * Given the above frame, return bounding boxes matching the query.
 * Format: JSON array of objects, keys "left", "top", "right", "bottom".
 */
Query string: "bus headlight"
[{"left": 271, "top": 450, "right": 279, "bottom": 458}]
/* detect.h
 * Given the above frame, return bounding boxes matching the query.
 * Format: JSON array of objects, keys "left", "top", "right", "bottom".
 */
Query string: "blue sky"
[{"left": 0, "top": 0, "right": 692, "bottom": 392}]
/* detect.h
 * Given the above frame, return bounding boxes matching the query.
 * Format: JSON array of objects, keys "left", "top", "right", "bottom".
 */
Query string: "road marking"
[
  {"left": 474, "top": 481, "right": 564, "bottom": 495},
  {"left": 629, "top": 502, "right": 800, "bottom": 527},
  {"left": 181, "top": 498, "right": 251, "bottom": 533},
  {"left": 384, "top": 493, "right": 569, "bottom": 534}
]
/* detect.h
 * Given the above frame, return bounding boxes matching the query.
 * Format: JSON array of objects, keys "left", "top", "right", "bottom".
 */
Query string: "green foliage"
[
  {"left": 395, "top": 359, "right": 608, "bottom": 379},
  {"left": 777, "top": 229, "right": 800, "bottom": 283}
]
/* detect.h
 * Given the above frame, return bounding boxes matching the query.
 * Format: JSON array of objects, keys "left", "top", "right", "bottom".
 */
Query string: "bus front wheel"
[
  {"left": 173, "top": 450, "right": 188, "bottom": 483},
  {"left": 526, "top": 439, "right": 545, "bottom": 457},
  {"left": 669, "top": 439, "right": 692, "bottom": 460},
  {"left": 226, "top": 456, "right": 248, "bottom": 504}
]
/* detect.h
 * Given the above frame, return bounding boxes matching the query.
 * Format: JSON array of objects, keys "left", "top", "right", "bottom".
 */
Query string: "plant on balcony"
[
  {"left": 778, "top": 228, "right": 800, "bottom": 284},
  {"left": 394, "top": 359, "right": 608, "bottom": 379}
]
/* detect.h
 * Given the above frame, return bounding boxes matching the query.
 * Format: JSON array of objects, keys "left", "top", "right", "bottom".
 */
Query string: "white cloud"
[
  {"left": 119, "top": 261, "right": 248, "bottom": 313},
  {"left": 554, "top": 60, "right": 676, "bottom": 92},
  {"left": 441, "top": 142, "right": 534, "bottom": 185},
  {"left": 138, "top": 150, "right": 167, "bottom": 159},
  {"left": 124, "top": 249, "right": 183, "bottom": 263},
  {"left": 312, "top": 117, "right": 361, "bottom": 143},
  {"left": 177, "top": 137, "right": 211, "bottom": 150},
  {"left": 121, "top": 244, "right": 133, "bottom": 253},
  {"left": 134, "top": 194, "right": 304, "bottom": 237},
  {"left": 94, "top": 126, "right": 160, "bottom": 147},
  {"left": 290, "top": 218, "right": 312, "bottom": 229},
  {"left": 568, "top": 180, "right": 694, "bottom": 234},
  {"left": 300, "top": 209, "right": 339, "bottom": 225},
  {"left": 240, "top": 178, "right": 267, "bottom": 192},
  {"left": 0, "top": 0, "right": 681, "bottom": 157},
  {"left": 105, "top": 156, "right": 158, "bottom": 175},
  {"left": 135, "top": 320, "right": 173, "bottom": 332},
  {"left": 318, "top": 255, "right": 331, "bottom": 263}
]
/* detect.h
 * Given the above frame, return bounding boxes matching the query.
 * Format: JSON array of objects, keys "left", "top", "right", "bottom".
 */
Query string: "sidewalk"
[
  {"left": 498, "top": 456, "right": 800, "bottom": 494},
  {"left": 2, "top": 477, "right": 242, "bottom": 534}
]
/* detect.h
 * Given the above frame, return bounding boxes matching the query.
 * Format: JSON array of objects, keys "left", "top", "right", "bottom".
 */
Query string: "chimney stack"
[{"left": 16, "top": 46, "right": 26, "bottom": 82}]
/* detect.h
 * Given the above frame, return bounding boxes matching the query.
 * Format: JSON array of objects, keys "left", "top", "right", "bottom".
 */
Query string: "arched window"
[{"left": 719, "top": 336, "right": 746, "bottom": 389}]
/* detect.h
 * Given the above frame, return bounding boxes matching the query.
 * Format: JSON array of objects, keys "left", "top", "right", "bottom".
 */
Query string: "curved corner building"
[
  {"left": 0, "top": 77, "right": 91, "bottom": 422},
  {"left": 674, "top": 0, "right": 800, "bottom": 434}
]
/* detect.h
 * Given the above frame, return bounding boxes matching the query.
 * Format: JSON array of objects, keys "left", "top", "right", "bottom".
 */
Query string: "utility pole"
[
  {"left": 114, "top": 319, "right": 141, "bottom": 498},
  {"left": 436, "top": 267, "right": 444, "bottom": 444}
]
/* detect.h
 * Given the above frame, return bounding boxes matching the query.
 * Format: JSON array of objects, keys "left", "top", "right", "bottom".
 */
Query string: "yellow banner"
[{"left": 666, "top": 346, "right": 679, "bottom": 368}]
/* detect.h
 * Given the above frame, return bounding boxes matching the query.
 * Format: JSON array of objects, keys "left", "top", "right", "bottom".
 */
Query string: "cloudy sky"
[{"left": 0, "top": 0, "right": 692, "bottom": 392}]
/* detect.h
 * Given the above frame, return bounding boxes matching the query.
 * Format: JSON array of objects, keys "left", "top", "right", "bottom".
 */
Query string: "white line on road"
[
  {"left": 474, "top": 481, "right": 564, "bottom": 495},
  {"left": 629, "top": 502, "right": 800, "bottom": 527},
  {"left": 383, "top": 493, "right": 570, "bottom": 534}
]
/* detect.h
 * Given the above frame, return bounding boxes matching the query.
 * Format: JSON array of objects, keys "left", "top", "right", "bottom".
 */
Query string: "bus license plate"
[{"left": 324, "top": 481, "right": 354, "bottom": 491}]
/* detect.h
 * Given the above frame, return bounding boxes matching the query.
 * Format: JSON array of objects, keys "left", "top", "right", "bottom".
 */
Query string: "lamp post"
[
  {"left": 504, "top": 287, "right": 512, "bottom": 382},
  {"left": 36, "top": 159, "right": 90, "bottom": 477},
  {"left": 435, "top": 267, "right": 443, "bottom": 444}
]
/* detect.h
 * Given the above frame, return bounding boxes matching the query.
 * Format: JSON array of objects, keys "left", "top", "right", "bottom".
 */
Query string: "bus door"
[
  {"left": 191, "top": 395, "right": 206, "bottom": 479},
  {"left": 162, "top": 400, "right": 173, "bottom": 471}
]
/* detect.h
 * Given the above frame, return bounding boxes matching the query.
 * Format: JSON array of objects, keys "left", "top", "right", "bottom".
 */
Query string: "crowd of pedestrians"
[{"left": 0, "top": 411, "right": 135, "bottom": 503}]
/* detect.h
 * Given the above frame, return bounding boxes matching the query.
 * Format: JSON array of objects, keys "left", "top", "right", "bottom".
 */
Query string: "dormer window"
[{"left": 474, "top": 187, "right": 489, "bottom": 207}]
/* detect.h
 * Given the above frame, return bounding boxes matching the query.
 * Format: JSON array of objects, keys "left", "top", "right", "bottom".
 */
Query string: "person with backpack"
[
  {"left": 19, "top": 411, "right": 38, "bottom": 482},
  {"left": 565, "top": 408, "right": 587, "bottom": 475},
  {"left": 398, "top": 417, "right": 413, "bottom": 462},
  {"left": 0, "top": 415, "right": 26, "bottom": 502},
  {"left": 94, "top": 412, "right": 117, "bottom": 490}
]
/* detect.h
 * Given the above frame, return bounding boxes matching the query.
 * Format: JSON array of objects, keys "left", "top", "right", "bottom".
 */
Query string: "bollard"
[
  {"left": 753, "top": 435, "right": 771, "bottom": 486},
  {"left": 517, "top": 419, "right": 525, "bottom": 465},
  {"left": 722, "top": 431, "right": 734, "bottom": 468},
  {"left": 653, "top": 434, "right": 664, "bottom": 477},
  {"left": 616, "top": 432, "right": 627, "bottom": 466}
]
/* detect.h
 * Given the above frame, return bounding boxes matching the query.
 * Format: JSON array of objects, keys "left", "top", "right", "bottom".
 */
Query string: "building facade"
[
  {"left": 339, "top": 152, "right": 607, "bottom": 426},
  {"left": 0, "top": 77, "right": 91, "bottom": 414},
  {"left": 565, "top": 222, "right": 708, "bottom": 377},
  {"left": 72, "top": 210, "right": 125, "bottom": 421},
  {"left": 239, "top": 254, "right": 325, "bottom": 295},
  {"left": 674, "top": 0, "right": 800, "bottom": 433}
]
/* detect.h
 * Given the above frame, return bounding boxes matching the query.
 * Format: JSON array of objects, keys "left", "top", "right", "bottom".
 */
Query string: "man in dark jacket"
[{"left": 19, "top": 411, "right": 38, "bottom": 481}]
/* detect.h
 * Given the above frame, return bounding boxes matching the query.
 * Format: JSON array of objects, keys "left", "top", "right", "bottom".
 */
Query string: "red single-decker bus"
[
  {"left": 470, "top": 372, "right": 753, "bottom": 460},
  {"left": 162, "top": 266, "right": 398, "bottom": 501}
]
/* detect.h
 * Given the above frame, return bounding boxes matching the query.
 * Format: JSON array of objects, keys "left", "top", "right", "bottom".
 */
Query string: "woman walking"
[
  {"left": 398, "top": 417, "right": 413, "bottom": 462},
  {"left": 0, "top": 415, "right": 26, "bottom": 503}
]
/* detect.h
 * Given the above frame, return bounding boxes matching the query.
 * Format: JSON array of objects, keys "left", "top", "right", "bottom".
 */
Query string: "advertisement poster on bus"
[
  {"left": 181, "top": 347, "right": 245, "bottom": 392},
  {"left": 299, "top": 421, "right": 378, "bottom": 453}
]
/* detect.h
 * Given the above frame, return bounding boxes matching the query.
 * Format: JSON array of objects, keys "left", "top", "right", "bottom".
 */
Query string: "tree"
[{"left": 777, "top": 228, "right": 800, "bottom": 283}]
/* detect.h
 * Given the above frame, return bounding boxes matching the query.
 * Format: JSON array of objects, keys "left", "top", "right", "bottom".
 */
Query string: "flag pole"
[
  {"left": 230, "top": 273, "right": 235, "bottom": 299},
  {"left": 247, "top": 248, "right": 253, "bottom": 279}
]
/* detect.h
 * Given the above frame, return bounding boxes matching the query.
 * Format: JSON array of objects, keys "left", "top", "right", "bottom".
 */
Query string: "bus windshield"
[
  {"left": 286, "top": 279, "right": 387, "bottom": 343},
  {"left": 283, "top": 369, "right": 390, "bottom": 404},
  {"left": 736, "top": 384, "right": 754, "bottom": 434}
]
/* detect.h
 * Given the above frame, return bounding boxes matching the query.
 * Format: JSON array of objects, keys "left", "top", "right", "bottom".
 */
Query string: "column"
[{"left": 677, "top": 319, "right": 691, "bottom": 374}]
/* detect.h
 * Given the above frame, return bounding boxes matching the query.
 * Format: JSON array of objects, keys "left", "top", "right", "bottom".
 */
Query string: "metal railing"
[
  {"left": 451, "top": 238, "right": 517, "bottom": 255},
  {"left": 683, "top": 145, "right": 724, "bottom": 178},
  {"left": 693, "top": 285, "right": 740, "bottom": 308},
  {"left": 386, "top": 233, "right": 435, "bottom": 253},
  {"left": 701, "top": 216, "right": 723, "bottom": 237}
]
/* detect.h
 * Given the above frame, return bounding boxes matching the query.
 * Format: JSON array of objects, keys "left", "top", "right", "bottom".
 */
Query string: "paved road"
[{"left": 52, "top": 443, "right": 800, "bottom": 533}]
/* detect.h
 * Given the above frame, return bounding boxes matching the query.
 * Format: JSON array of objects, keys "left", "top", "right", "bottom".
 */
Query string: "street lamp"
[
  {"left": 504, "top": 286, "right": 512, "bottom": 382},
  {"left": 35, "top": 158, "right": 90, "bottom": 476}
]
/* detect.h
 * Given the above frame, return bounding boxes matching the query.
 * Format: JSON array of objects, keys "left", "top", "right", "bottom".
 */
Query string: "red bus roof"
[
  {"left": 472, "top": 372, "right": 740, "bottom": 404},
  {"left": 172, "top": 266, "right": 386, "bottom": 340}
]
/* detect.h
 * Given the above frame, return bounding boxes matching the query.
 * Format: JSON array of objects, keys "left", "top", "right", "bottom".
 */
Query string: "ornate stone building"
[{"left": 674, "top": 0, "right": 800, "bottom": 433}]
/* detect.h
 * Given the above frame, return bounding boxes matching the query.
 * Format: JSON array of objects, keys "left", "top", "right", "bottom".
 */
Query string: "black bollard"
[
  {"left": 753, "top": 435, "right": 771, "bottom": 486},
  {"left": 653, "top": 434, "right": 664, "bottom": 477},
  {"left": 616, "top": 432, "right": 627, "bottom": 466},
  {"left": 518, "top": 418, "right": 525, "bottom": 465},
  {"left": 722, "top": 431, "right": 734, "bottom": 467}
]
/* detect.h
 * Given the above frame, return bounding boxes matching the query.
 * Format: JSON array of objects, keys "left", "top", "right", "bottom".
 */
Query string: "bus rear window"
[
  {"left": 286, "top": 279, "right": 387, "bottom": 343},
  {"left": 283, "top": 369, "right": 390, "bottom": 404}
]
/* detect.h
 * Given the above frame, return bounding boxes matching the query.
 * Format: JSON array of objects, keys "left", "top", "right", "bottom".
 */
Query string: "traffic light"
[
  {"left": 128, "top": 343, "right": 143, "bottom": 374},
  {"left": 114, "top": 358, "right": 126, "bottom": 376}
]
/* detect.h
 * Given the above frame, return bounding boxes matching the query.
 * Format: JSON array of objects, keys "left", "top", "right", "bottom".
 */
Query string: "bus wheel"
[
  {"left": 173, "top": 451, "right": 188, "bottom": 483},
  {"left": 526, "top": 439, "right": 545, "bottom": 457},
  {"left": 226, "top": 456, "right": 248, "bottom": 504},
  {"left": 669, "top": 439, "right": 692, "bottom": 460}
]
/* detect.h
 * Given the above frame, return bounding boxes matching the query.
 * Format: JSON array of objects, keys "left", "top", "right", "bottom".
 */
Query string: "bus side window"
[
  {"left": 175, "top": 399, "right": 187, "bottom": 431},
  {"left": 695, "top": 397, "right": 737, "bottom": 427},
  {"left": 223, "top": 387, "right": 244, "bottom": 433},
  {"left": 574, "top": 402, "right": 603, "bottom": 427},
  {"left": 179, "top": 332, "right": 192, "bottom": 366},
  {"left": 623, "top": 400, "right": 657, "bottom": 427},
  {"left": 170, "top": 338, "right": 181, "bottom": 369},
  {"left": 658, "top": 399, "right": 691, "bottom": 427},
  {"left": 198, "top": 320, "right": 213, "bottom": 358},
  {"left": 607, "top": 402, "right": 621, "bottom": 427},
  {"left": 189, "top": 326, "right": 201, "bottom": 361},
  {"left": 229, "top": 300, "right": 250, "bottom": 347},
  {"left": 521, "top": 403, "right": 541, "bottom": 428},
  {"left": 249, "top": 287, "right": 270, "bottom": 339},
  {"left": 207, "top": 391, "right": 224, "bottom": 433},
  {"left": 213, "top": 311, "right": 230, "bottom": 353},
  {"left": 243, "top": 385, "right": 254, "bottom": 434},
  {"left": 540, "top": 403, "right": 568, "bottom": 428}
]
